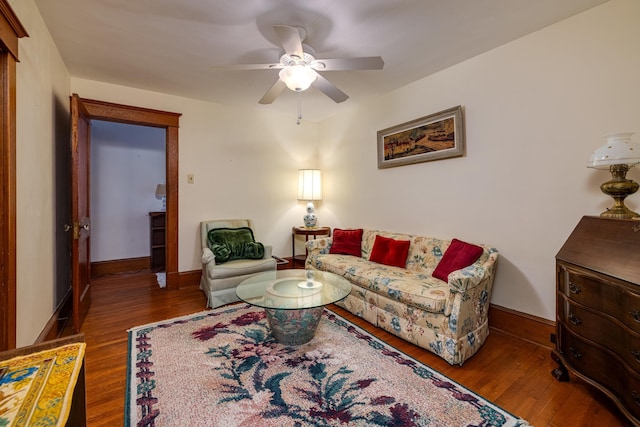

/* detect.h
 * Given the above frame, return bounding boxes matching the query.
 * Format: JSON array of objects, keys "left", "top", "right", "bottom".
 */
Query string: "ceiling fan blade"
[
  {"left": 312, "top": 73, "right": 349, "bottom": 103},
  {"left": 273, "top": 25, "right": 304, "bottom": 59},
  {"left": 313, "top": 56, "right": 384, "bottom": 71},
  {"left": 259, "top": 79, "right": 287, "bottom": 104},
  {"left": 212, "top": 63, "right": 284, "bottom": 71}
]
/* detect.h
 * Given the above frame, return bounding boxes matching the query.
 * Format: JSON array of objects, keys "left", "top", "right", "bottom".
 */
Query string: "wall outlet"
[{"left": 187, "top": 174, "right": 194, "bottom": 184}]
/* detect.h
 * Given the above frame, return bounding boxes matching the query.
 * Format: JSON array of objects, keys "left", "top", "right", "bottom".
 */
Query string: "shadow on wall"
[
  {"left": 53, "top": 94, "right": 72, "bottom": 306},
  {"left": 491, "top": 255, "right": 550, "bottom": 320}
]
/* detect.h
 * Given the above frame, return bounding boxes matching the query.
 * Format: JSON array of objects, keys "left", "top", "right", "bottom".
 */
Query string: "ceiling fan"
[{"left": 216, "top": 25, "right": 384, "bottom": 105}]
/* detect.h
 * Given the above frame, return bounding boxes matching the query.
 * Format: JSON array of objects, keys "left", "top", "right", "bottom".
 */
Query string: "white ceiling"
[{"left": 34, "top": 0, "right": 608, "bottom": 123}]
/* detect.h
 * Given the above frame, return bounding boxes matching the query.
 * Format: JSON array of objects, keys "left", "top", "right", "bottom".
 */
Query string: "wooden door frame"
[
  {"left": 0, "top": 1, "right": 28, "bottom": 351},
  {"left": 79, "top": 97, "right": 181, "bottom": 290}
]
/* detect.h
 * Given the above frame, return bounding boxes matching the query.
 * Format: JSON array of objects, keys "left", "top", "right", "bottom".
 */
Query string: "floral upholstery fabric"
[{"left": 306, "top": 229, "right": 499, "bottom": 365}]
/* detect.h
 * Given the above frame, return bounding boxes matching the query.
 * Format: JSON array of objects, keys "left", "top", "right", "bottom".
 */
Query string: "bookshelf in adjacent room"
[{"left": 149, "top": 211, "right": 166, "bottom": 272}]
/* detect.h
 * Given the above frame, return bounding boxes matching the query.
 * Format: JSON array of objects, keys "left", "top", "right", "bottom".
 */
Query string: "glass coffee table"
[{"left": 236, "top": 269, "right": 351, "bottom": 345}]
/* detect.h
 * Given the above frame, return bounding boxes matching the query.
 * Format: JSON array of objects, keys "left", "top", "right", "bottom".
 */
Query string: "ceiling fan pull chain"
[{"left": 296, "top": 91, "right": 302, "bottom": 125}]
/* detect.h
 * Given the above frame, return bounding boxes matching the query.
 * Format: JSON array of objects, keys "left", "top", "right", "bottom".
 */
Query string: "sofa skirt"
[{"left": 335, "top": 290, "right": 489, "bottom": 365}]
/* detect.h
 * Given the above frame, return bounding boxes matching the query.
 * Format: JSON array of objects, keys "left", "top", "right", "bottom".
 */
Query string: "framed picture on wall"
[{"left": 377, "top": 105, "right": 465, "bottom": 169}]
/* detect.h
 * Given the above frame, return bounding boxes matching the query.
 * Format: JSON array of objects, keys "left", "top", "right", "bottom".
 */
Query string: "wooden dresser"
[{"left": 553, "top": 216, "right": 640, "bottom": 425}]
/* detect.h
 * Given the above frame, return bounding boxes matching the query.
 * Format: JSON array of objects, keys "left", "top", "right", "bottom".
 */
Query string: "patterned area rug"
[{"left": 126, "top": 304, "right": 529, "bottom": 426}]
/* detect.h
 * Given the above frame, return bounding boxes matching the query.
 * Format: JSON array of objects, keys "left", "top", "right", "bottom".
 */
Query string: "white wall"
[
  {"left": 318, "top": 0, "right": 640, "bottom": 321},
  {"left": 90, "top": 121, "right": 166, "bottom": 262},
  {"left": 12, "top": 0, "right": 71, "bottom": 345},
  {"left": 71, "top": 77, "right": 319, "bottom": 271}
]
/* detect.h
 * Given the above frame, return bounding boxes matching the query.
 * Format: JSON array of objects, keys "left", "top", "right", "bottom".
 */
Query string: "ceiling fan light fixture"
[{"left": 279, "top": 65, "right": 317, "bottom": 92}]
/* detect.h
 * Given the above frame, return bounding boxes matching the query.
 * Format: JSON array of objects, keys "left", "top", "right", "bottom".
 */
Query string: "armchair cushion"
[{"left": 207, "top": 227, "right": 265, "bottom": 263}]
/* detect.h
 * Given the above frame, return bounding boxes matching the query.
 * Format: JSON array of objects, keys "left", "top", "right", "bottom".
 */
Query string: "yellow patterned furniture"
[
  {"left": 0, "top": 334, "right": 87, "bottom": 426},
  {"left": 306, "top": 229, "right": 498, "bottom": 365}
]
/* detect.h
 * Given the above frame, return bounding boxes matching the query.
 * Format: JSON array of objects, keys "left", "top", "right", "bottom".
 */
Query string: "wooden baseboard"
[
  {"left": 91, "top": 257, "right": 149, "bottom": 278},
  {"left": 35, "top": 288, "right": 73, "bottom": 344},
  {"left": 178, "top": 270, "right": 201, "bottom": 287},
  {"left": 488, "top": 304, "right": 555, "bottom": 349}
]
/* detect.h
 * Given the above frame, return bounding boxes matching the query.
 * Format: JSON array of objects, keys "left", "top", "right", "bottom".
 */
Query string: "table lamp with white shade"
[
  {"left": 298, "top": 169, "right": 322, "bottom": 227},
  {"left": 587, "top": 132, "right": 640, "bottom": 219},
  {"left": 155, "top": 184, "right": 166, "bottom": 212}
]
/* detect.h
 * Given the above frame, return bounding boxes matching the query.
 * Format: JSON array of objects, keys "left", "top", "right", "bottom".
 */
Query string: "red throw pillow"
[
  {"left": 432, "top": 238, "right": 484, "bottom": 281},
  {"left": 369, "top": 235, "right": 410, "bottom": 268},
  {"left": 330, "top": 228, "right": 363, "bottom": 257}
]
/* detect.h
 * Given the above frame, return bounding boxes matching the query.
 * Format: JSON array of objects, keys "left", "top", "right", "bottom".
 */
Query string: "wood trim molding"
[
  {"left": 91, "top": 257, "right": 150, "bottom": 279},
  {"left": 179, "top": 270, "right": 201, "bottom": 287},
  {"left": 35, "top": 288, "right": 73, "bottom": 344},
  {"left": 81, "top": 98, "right": 180, "bottom": 128},
  {"left": 0, "top": 0, "right": 27, "bottom": 351},
  {"left": 0, "top": 1, "right": 28, "bottom": 59},
  {"left": 77, "top": 96, "right": 181, "bottom": 291},
  {"left": 489, "top": 304, "right": 555, "bottom": 350}
]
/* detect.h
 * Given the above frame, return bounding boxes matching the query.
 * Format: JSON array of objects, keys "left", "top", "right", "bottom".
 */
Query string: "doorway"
[
  {"left": 77, "top": 97, "right": 181, "bottom": 290},
  {"left": 90, "top": 121, "right": 166, "bottom": 274}
]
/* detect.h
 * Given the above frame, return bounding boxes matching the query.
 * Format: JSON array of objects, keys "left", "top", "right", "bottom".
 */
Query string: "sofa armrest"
[
  {"left": 263, "top": 245, "right": 273, "bottom": 259},
  {"left": 201, "top": 247, "right": 216, "bottom": 265},
  {"left": 443, "top": 249, "right": 499, "bottom": 333},
  {"left": 305, "top": 237, "right": 332, "bottom": 269},
  {"left": 447, "top": 249, "right": 499, "bottom": 293},
  {"left": 306, "top": 237, "right": 332, "bottom": 254}
]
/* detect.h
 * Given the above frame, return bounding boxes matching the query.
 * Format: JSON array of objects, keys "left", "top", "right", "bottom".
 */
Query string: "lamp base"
[
  {"left": 599, "top": 165, "right": 639, "bottom": 219},
  {"left": 600, "top": 206, "right": 639, "bottom": 219},
  {"left": 303, "top": 201, "right": 317, "bottom": 227}
]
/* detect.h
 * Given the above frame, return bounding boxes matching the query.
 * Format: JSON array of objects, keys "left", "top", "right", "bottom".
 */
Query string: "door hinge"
[{"left": 64, "top": 222, "right": 89, "bottom": 240}]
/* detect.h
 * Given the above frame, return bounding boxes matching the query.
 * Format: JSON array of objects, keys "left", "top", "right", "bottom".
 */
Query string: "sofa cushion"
[
  {"left": 312, "top": 253, "right": 449, "bottom": 314},
  {"left": 370, "top": 235, "right": 410, "bottom": 268},
  {"left": 432, "top": 238, "right": 484, "bottom": 281},
  {"left": 330, "top": 228, "right": 363, "bottom": 256},
  {"left": 207, "top": 227, "right": 265, "bottom": 263}
]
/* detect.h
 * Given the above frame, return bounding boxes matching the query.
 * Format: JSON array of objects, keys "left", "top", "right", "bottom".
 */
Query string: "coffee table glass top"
[{"left": 236, "top": 269, "right": 351, "bottom": 310}]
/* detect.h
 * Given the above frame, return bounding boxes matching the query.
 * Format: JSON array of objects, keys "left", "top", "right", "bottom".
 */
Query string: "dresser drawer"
[
  {"left": 559, "top": 326, "right": 640, "bottom": 421},
  {"left": 559, "top": 297, "right": 640, "bottom": 370},
  {"left": 559, "top": 267, "right": 640, "bottom": 334}
]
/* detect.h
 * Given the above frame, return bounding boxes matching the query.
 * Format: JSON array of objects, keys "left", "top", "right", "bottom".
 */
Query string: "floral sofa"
[{"left": 305, "top": 228, "right": 499, "bottom": 365}]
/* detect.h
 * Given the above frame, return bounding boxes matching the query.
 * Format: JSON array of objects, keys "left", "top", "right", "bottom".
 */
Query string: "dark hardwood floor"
[{"left": 75, "top": 267, "right": 632, "bottom": 426}]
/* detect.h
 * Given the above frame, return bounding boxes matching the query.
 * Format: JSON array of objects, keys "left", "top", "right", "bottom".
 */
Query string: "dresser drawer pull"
[
  {"left": 569, "top": 347, "right": 582, "bottom": 359},
  {"left": 631, "top": 310, "right": 640, "bottom": 322},
  {"left": 568, "top": 313, "right": 582, "bottom": 326},
  {"left": 631, "top": 350, "right": 640, "bottom": 363},
  {"left": 568, "top": 283, "right": 581, "bottom": 294},
  {"left": 633, "top": 391, "right": 640, "bottom": 407}
]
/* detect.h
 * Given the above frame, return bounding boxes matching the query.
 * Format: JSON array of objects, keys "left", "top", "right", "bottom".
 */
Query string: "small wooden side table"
[{"left": 292, "top": 226, "right": 331, "bottom": 265}]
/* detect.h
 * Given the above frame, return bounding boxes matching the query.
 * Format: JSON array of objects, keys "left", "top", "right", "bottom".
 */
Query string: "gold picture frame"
[{"left": 377, "top": 105, "right": 464, "bottom": 169}]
